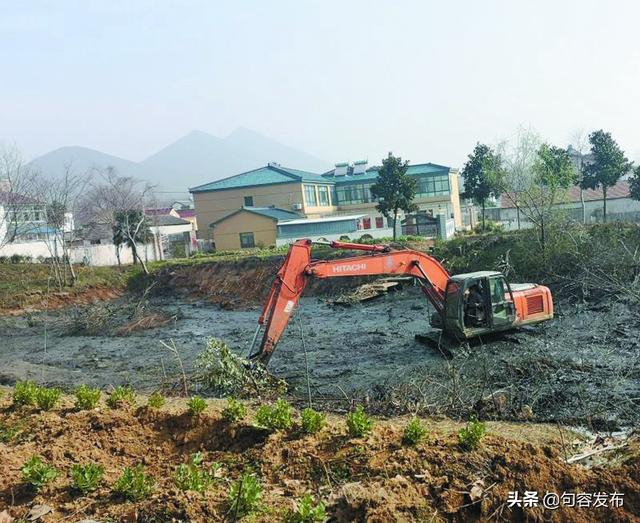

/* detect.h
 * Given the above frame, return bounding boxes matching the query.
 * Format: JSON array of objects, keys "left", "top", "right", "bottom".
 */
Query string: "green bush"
[
  {"left": 147, "top": 391, "right": 166, "bottom": 409},
  {"left": 74, "top": 384, "right": 101, "bottom": 410},
  {"left": 346, "top": 406, "right": 373, "bottom": 438},
  {"left": 35, "top": 387, "right": 61, "bottom": 411},
  {"left": 174, "top": 452, "right": 219, "bottom": 493},
  {"left": 21, "top": 456, "right": 58, "bottom": 490},
  {"left": 403, "top": 417, "right": 428, "bottom": 446},
  {"left": 301, "top": 408, "right": 326, "bottom": 435},
  {"left": 106, "top": 386, "right": 136, "bottom": 408},
  {"left": 289, "top": 493, "right": 327, "bottom": 523},
  {"left": 13, "top": 380, "right": 38, "bottom": 406},
  {"left": 255, "top": 398, "right": 293, "bottom": 431},
  {"left": 222, "top": 397, "right": 246, "bottom": 422},
  {"left": 458, "top": 417, "right": 486, "bottom": 450},
  {"left": 71, "top": 463, "right": 104, "bottom": 494},
  {"left": 113, "top": 464, "right": 154, "bottom": 501},
  {"left": 187, "top": 395, "right": 207, "bottom": 416},
  {"left": 228, "top": 472, "right": 262, "bottom": 518}
]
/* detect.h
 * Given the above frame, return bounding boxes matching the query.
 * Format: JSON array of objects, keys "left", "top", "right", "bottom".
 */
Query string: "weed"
[
  {"left": 403, "top": 417, "right": 428, "bottom": 446},
  {"left": 147, "top": 391, "right": 166, "bottom": 409},
  {"left": 222, "top": 397, "right": 246, "bottom": 422},
  {"left": 113, "top": 465, "right": 154, "bottom": 501},
  {"left": 35, "top": 387, "right": 61, "bottom": 411},
  {"left": 174, "top": 452, "right": 219, "bottom": 493},
  {"left": 106, "top": 386, "right": 136, "bottom": 408},
  {"left": 255, "top": 398, "right": 293, "bottom": 431},
  {"left": 71, "top": 463, "right": 104, "bottom": 494},
  {"left": 288, "top": 493, "right": 327, "bottom": 523},
  {"left": 346, "top": 405, "right": 373, "bottom": 438},
  {"left": 13, "top": 380, "right": 38, "bottom": 407},
  {"left": 187, "top": 395, "right": 207, "bottom": 416},
  {"left": 458, "top": 417, "right": 486, "bottom": 450},
  {"left": 228, "top": 472, "right": 262, "bottom": 518},
  {"left": 0, "top": 421, "right": 22, "bottom": 443},
  {"left": 301, "top": 408, "right": 326, "bottom": 435},
  {"left": 21, "top": 456, "right": 58, "bottom": 490},
  {"left": 74, "top": 384, "right": 101, "bottom": 410}
]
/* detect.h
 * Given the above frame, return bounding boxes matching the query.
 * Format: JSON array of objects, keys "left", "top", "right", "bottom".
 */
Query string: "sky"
[{"left": 1, "top": 0, "right": 640, "bottom": 167}]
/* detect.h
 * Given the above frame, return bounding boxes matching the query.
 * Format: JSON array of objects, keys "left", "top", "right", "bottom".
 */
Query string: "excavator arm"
[{"left": 248, "top": 239, "right": 451, "bottom": 365}]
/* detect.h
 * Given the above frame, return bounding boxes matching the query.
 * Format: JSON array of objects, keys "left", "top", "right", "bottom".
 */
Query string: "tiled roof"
[
  {"left": 210, "top": 206, "right": 301, "bottom": 226},
  {"left": 500, "top": 180, "right": 632, "bottom": 208},
  {"left": 152, "top": 215, "right": 191, "bottom": 226},
  {"left": 145, "top": 207, "right": 174, "bottom": 216},
  {"left": 176, "top": 209, "right": 196, "bottom": 218},
  {"left": 190, "top": 164, "right": 331, "bottom": 193},
  {"left": 322, "top": 162, "right": 451, "bottom": 184}
]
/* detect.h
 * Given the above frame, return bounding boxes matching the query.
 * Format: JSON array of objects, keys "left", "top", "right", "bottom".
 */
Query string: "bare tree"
[
  {"left": 78, "top": 167, "right": 155, "bottom": 270},
  {"left": 0, "top": 144, "right": 38, "bottom": 249},
  {"left": 569, "top": 129, "right": 589, "bottom": 224},
  {"left": 33, "top": 162, "right": 90, "bottom": 286}
]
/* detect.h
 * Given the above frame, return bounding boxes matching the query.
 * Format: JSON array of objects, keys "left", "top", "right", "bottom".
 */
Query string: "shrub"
[
  {"left": 458, "top": 417, "right": 486, "bottom": 450},
  {"left": 113, "top": 465, "right": 154, "bottom": 501},
  {"left": 0, "top": 421, "right": 22, "bottom": 443},
  {"left": 174, "top": 452, "right": 219, "bottom": 493},
  {"left": 222, "top": 397, "right": 246, "bottom": 422},
  {"left": 255, "top": 398, "right": 293, "bottom": 431},
  {"left": 74, "top": 384, "right": 101, "bottom": 410},
  {"left": 147, "top": 391, "right": 166, "bottom": 409},
  {"left": 403, "top": 417, "right": 428, "bottom": 446},
  {"left": 106, "top": 386, "right": 136, "bottom": 408},
  {"left": 13, "top": 380, "right": 38, "bottom": 406},
  {"left": 346, "top": 406, "right": 373, "bottom": 438},
  {"left": 228, "top": 472, "right": 262, "bottom": 518},
  {"left": 289, "top": 493, "right": 327, "bottom": 523},
  {"left": 301, "top": 408, "right": 326, "bottom": 435},
  {"left": 35, "top": 387, "right": 61, "bottom": 411},
  {"left": 187, "top": 395, "right": 207, "bottom": 416},
  {"left": 71, "top": 463, "right": 104, "bottom": 494},
  {"left": 21, "top": 456, "right": 58, "bottom": 491}
]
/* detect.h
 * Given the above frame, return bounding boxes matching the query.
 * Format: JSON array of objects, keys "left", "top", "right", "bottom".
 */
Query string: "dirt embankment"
[{"left": 1, "top": 393, "right": 639, "bottom": 522}]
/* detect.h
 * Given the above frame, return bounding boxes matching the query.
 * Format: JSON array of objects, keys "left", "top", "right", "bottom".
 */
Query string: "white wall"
[{"left": 276, "top": 227, "right": 394, "bottom": 246}]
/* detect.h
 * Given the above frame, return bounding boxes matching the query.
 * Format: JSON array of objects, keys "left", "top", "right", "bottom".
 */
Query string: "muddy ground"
[{"left": 1, "top": 284, "right": 638, "bottom": 428}]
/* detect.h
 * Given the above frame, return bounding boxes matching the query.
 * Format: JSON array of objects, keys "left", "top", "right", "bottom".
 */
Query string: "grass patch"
[
  {"left": 255, "top": 398, "right": 293, "bottom": 432},
  {"left": 222, "top": 397, "right": 246, "bottom": 422},
  {"left": 147, "top": 391, "right": 166, "bottom": 409},
  {"left": 13, "top": 380, "right": 38, "bottom": 407},
  {"left": 346, "top": 405, "right": 373, "bottom": 438},
  {"left": 174, "top": 452, "right": 219, "bottom": 493},
  {"left": 228, "top": 472, "right": 262, "bottom": 518},
  {"left": 74, "top": 384, "right": 101, "bottom": 410},
  {"left": 458, "top": 417, "right": 486, "bottom": 450},
  {"left": 21, "top": 456, "right": 58, "bottom": 491},
  {"left": 288, "top": 493, "right": 327, "bottom": 523},
  {"left": 35, "top": 387, "right": 61, "bottom": 411},
  {"left": 403, "top": 417, "right": 428, "bottom": 446},
  {"left": 300, "top": 408, "right": 326, "bottom": 435},
  {"left": 106, "top": 386, "right": 136, "bottom": 408},
  {"left": 113, "top": 465, "right": 154, "bottom": 501},
  {"left": 71, "top": 463, "right": 104, "bottom": 494},
  {"left": 187, "top": 396, "right": 207, "bottom": 416}
]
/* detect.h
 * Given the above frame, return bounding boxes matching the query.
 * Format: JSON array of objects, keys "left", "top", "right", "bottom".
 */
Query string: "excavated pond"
[{"left": 1, "top": 286, "right": 638, "bottom": 427}]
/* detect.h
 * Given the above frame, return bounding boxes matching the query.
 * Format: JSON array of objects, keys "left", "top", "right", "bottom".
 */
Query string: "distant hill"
[
  {"left": 29, "top": 128, "right": 330, "bottom": 194},
  {"left": 29, "top": 146, "right": 143, "bottom": 178}
]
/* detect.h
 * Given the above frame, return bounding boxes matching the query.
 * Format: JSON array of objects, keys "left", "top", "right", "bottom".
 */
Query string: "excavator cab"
[{"left": 441, "top": 271, "right": 517, "bottom": 338}]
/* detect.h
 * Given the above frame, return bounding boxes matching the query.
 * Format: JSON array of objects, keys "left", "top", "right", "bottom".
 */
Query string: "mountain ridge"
[{"left": 29, "top": 128, "right": 330, "bottom": 194}]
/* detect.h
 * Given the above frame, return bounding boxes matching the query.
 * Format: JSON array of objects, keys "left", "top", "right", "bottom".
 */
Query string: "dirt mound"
[
  {"left": 1, "top": 393, "right": 639, "bottom": 522},
  {"left": 153, "top": 257, "right": 377, "bottom": 310}
]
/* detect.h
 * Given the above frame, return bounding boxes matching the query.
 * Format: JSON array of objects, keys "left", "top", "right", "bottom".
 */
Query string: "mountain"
[
  {"left": 29, "top": 129, "right": 330, "bottom": 193},
  {"left": 29, "top": 146, "right": 143, "bottom": 179},
  {"left": 139, "top": 128, "right": 328, "bottom": 189}
]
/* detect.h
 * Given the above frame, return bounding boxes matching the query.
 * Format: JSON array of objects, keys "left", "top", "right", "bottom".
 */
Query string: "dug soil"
[{"left": 1, "top": 393, "right": 639, "bottom": 522}]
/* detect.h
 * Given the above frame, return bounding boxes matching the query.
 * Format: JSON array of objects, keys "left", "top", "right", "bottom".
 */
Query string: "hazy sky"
[{"left": 2, "top": 0, "right": 639, "bottom": 167}]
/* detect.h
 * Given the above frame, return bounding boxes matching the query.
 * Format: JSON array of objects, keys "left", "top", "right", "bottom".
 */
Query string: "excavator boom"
[{"left": 250, "top": 239, "right": 451, "bottom": 364}]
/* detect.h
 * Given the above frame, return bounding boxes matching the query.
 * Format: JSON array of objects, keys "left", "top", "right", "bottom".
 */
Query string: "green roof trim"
[
  {"left": 190, "top": 164, "right": 333, "bottom": 193},
  {"left": 209, "top": 206, "right": 301, "bottom": 227}
]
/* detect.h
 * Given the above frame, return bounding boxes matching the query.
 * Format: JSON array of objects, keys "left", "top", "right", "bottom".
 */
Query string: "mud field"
[{"left": 1, "top": 284, "right": 638, "bottom": 428}]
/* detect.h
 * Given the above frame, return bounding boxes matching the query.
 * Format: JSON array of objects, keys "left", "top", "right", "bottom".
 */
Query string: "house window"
[
  {"left": 363, "top": 217, "right": 371, "bottom": 229},
  {"left": 239, "top": 232, "right": 255, "bottom": 248},
  {"left": 318, "top": 186, "right": 330, "bottom": 206},
  {"left": 243, "top": 196, "right": 254, "bottom": 207},
  {"left": 304, "top": 185, "right": 317, "bottom": 206},
  {"left": 375, "top": 217, "right": 384, "bottom": 228}
]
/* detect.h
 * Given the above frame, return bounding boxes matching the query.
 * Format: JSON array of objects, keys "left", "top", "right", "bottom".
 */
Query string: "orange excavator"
[{"left": 248, "top": 239, "right": 553, "bottom": 365}]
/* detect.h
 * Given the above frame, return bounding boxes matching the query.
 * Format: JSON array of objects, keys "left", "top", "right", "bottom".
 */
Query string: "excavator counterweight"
[{"left": 249, "top": 239, "right": 553, "bottom": 365}]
